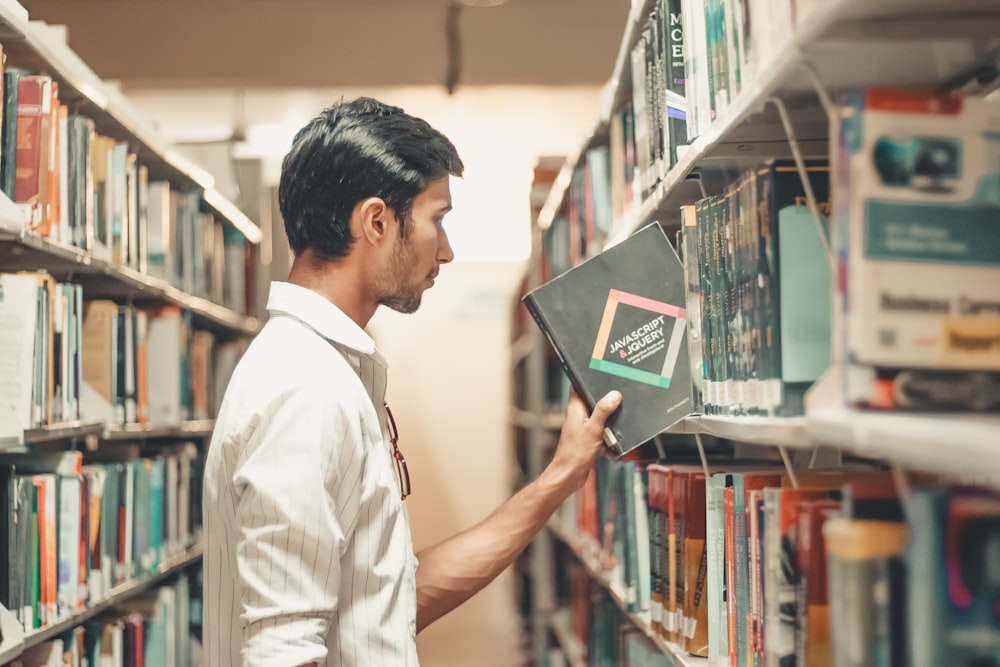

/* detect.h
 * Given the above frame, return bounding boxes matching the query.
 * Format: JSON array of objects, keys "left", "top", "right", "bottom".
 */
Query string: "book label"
[{"left": 592, "top": 291, "right": 687, "bottom": 388}]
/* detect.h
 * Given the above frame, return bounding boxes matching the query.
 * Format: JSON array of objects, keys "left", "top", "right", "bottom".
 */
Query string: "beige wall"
[
  {"left": 370, "top": 261, "right": 526, "bottom": 666},
  {"left": 125, "top": 85, "right": 601, "bottom": 665}
]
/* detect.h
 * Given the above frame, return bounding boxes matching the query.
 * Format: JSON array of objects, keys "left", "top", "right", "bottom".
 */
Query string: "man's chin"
[{"left": 382, "top": 295, "right": 422, "bottom": 314}]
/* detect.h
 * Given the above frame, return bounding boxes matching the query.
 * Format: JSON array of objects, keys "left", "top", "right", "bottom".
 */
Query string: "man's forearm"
[
  {"left": 414, "top": 390, "right": 620, "bottom": 633},
  {"left": 414, "top": 463, "right": 575, "bottom": 632}
]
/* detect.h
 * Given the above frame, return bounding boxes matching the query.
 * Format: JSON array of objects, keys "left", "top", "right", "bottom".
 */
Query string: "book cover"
[
  {"left": 839, "top": 89, "right": 1000, "bottom": 410},
  {"left": 523, "top": 222, "right": 692, "bottom": 454}
]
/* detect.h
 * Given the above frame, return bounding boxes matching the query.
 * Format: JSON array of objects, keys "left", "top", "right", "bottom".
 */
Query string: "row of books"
[
  {"left": 550, "top": 577, "right": 673, "bottom": 667},
  {"left": 680, "top": 0, "right": 820, "bottom": 144},
  {"left": 0, "top": 272, "right": 248, "bottom": 434},
  {"left": 8, "top": 569, "right": 196, "bottom": 667},
  {"left": 0, "top": 445, "right": 204, "bottom": 634},
  {"left": 556, "top": 459, "right": 1000, "bottom": 667},
  {"left": 542, "top": 101, "right": 641, "bottom": 284},
  {"left": 677, "top": 158, "right": 832, "bottom": 417},
  {"left": 538, "top": 89, "right": 1000, "bottom": 423},
  {"left": 0, "top": 50, "right": 253, "bottom": 315},
  {"left": 630, "top": 0, "right": 688, "bottom": 201}
]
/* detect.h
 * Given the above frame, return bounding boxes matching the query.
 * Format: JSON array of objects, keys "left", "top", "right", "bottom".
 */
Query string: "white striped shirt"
[{"left": 203, "top": 281, "right": 419, "bottom": 666}]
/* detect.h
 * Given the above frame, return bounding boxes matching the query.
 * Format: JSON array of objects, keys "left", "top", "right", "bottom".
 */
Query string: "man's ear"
[{"left": 355, "top": 197, "right": 390, "bottom": 246}]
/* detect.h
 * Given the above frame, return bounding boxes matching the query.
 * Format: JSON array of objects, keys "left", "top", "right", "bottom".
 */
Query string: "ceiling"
[{"left": 21, "top": 0, "right": 631, "bottom": 91}]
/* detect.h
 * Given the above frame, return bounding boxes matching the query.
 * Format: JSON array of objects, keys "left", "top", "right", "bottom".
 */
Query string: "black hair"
[{"left": 278, "top": 97, "right": 464, "bottom": 260}]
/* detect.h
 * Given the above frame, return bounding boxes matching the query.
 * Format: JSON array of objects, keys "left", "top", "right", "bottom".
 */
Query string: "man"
[{"left": 202, "top": 97, "right": 622, "bottom": 666}]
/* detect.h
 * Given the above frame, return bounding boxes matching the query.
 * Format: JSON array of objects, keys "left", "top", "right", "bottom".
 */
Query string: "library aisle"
[{"left": 2, "top": 0, "right": 1000, "bottom": 665}]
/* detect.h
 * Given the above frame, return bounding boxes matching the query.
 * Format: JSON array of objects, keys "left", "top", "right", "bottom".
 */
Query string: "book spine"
[{"left": 522, "top": 294, "right": 622, "bottom": 453}]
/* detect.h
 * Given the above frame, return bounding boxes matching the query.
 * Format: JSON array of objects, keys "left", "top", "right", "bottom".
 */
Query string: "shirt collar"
[{"left": 265, "top": 281, "right": 382, "bottom": 359}]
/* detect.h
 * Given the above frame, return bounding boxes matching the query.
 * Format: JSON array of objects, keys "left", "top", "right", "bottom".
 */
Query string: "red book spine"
[{"left": 14, "top": 77, "right": 44, "bottom": 206}]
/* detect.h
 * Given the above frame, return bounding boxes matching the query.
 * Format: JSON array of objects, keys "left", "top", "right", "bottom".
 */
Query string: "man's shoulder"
[{"left": 243, "top": 315, "right": 357, "bottom": 377}]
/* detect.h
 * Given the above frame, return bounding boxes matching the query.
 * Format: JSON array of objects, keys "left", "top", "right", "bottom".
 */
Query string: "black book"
[{"left": 523, "top": 222, "right": 692, "bottom": 455}]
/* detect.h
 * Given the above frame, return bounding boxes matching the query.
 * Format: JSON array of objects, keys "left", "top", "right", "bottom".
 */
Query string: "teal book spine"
[{"left": 148, "top": 458, "right": 164, "bottom": 572}]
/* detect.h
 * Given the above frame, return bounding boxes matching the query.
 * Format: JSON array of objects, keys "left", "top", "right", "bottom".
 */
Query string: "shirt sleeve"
[{"left": 232, "top": 384, "right": 367, "bottom": 666}]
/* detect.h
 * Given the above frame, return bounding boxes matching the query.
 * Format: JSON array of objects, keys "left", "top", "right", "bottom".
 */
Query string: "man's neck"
[{"left": 286, "top": 250, "right": 377, "bottom": 328}]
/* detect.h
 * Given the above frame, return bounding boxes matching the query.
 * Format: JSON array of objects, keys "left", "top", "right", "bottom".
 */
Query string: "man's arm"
[{"left": 414, "top": 389, "right": 621, "bottom": 632}]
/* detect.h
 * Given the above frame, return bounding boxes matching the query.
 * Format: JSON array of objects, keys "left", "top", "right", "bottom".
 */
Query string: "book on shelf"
[
  {"left": 680, "top": 158, "right": 832, "bottom": 417},
  {"left": 0, "top": 50, "right": 257, "bottom": 317},
  {"left": 523, "top": 222, "right": 693, "bottom": 455},
  {"left": 838, "top": 88, "right": 1000, "bottom": 412},
  {"left": 0, "top": 442, "right": 204, "bottom": 634}
]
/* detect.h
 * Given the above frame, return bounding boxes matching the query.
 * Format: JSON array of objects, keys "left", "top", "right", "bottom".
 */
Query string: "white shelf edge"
[
  {"left": 538, "top": 0, "right": 654, "bottom": 235},
  {"left": 694, "top": 414, "right": 811, "bottom": 448},
  {"left": 536, "top": 112, "right": 604, "bottom": 232},
  {"left": 203, "top": 188, "right": 262, "bottom": 245},
  {"left": 0, "top": 0, "right": 29, "bottom": 38},
  {"left": 0, "top": 222, "right": 261, "bottom": 337},
  {"left": 102, "top": 419, "right": 216, "bottom": 441},
  {"left": 806, "top": 407, "right": 1000, "bottom": 484},
  {"left": 0, "top": 602, "right": 25, "bottom": 665}
]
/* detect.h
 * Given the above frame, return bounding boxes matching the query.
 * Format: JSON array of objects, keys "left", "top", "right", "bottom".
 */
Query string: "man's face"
[{"left": 376, "top": 176, "right": 454, "bottom": 314}]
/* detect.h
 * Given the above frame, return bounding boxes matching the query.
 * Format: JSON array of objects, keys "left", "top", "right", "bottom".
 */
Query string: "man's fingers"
[
  {"left": 589, "top": 391, "right": 622, "bottom": 424},
  {"left": 565, "top": 393, "right": 590, "bottom": 422}
]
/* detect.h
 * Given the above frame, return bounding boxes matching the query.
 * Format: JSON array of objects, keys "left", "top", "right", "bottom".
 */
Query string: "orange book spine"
[{"left": 724, "top": 486, "right": 736, "bottom": 667}]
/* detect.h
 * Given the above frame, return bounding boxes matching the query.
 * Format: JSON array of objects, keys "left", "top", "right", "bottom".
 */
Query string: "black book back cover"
[{"left": 523, "top": 222, "right": 692, "bottom": 454}]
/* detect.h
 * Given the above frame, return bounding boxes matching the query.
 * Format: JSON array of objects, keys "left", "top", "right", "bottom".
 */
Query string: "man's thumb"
[{"left": 590, "top": 391, "right": 622, "bottom": 423}]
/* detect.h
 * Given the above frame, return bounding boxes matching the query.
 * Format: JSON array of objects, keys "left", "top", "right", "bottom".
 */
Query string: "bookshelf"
[
  {"left": 0, "top": 1, "right": 255, "bottom": 664},
  {"left": 0, "top": 544, "right": 202, "bottom": 665},
  {"left": 513, "top": 0, "right": 1000, "bottom": 664},
  {"left": 0, "top": 227, "right": 260, "bottom": 338},
  {"left": 0, "top": 6, "right": 260, "bottom": 243},
  {"left": 548, "top": 520, "right": 706, "bottom": 667},
  {"left": 539, "top": 0, "right": 1000, "bottom": 239}
]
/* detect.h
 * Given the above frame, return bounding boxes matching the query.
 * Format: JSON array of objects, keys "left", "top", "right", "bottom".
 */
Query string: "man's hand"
[{"left": 544, "top": 388, "right": 622, "bottom": 493}]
